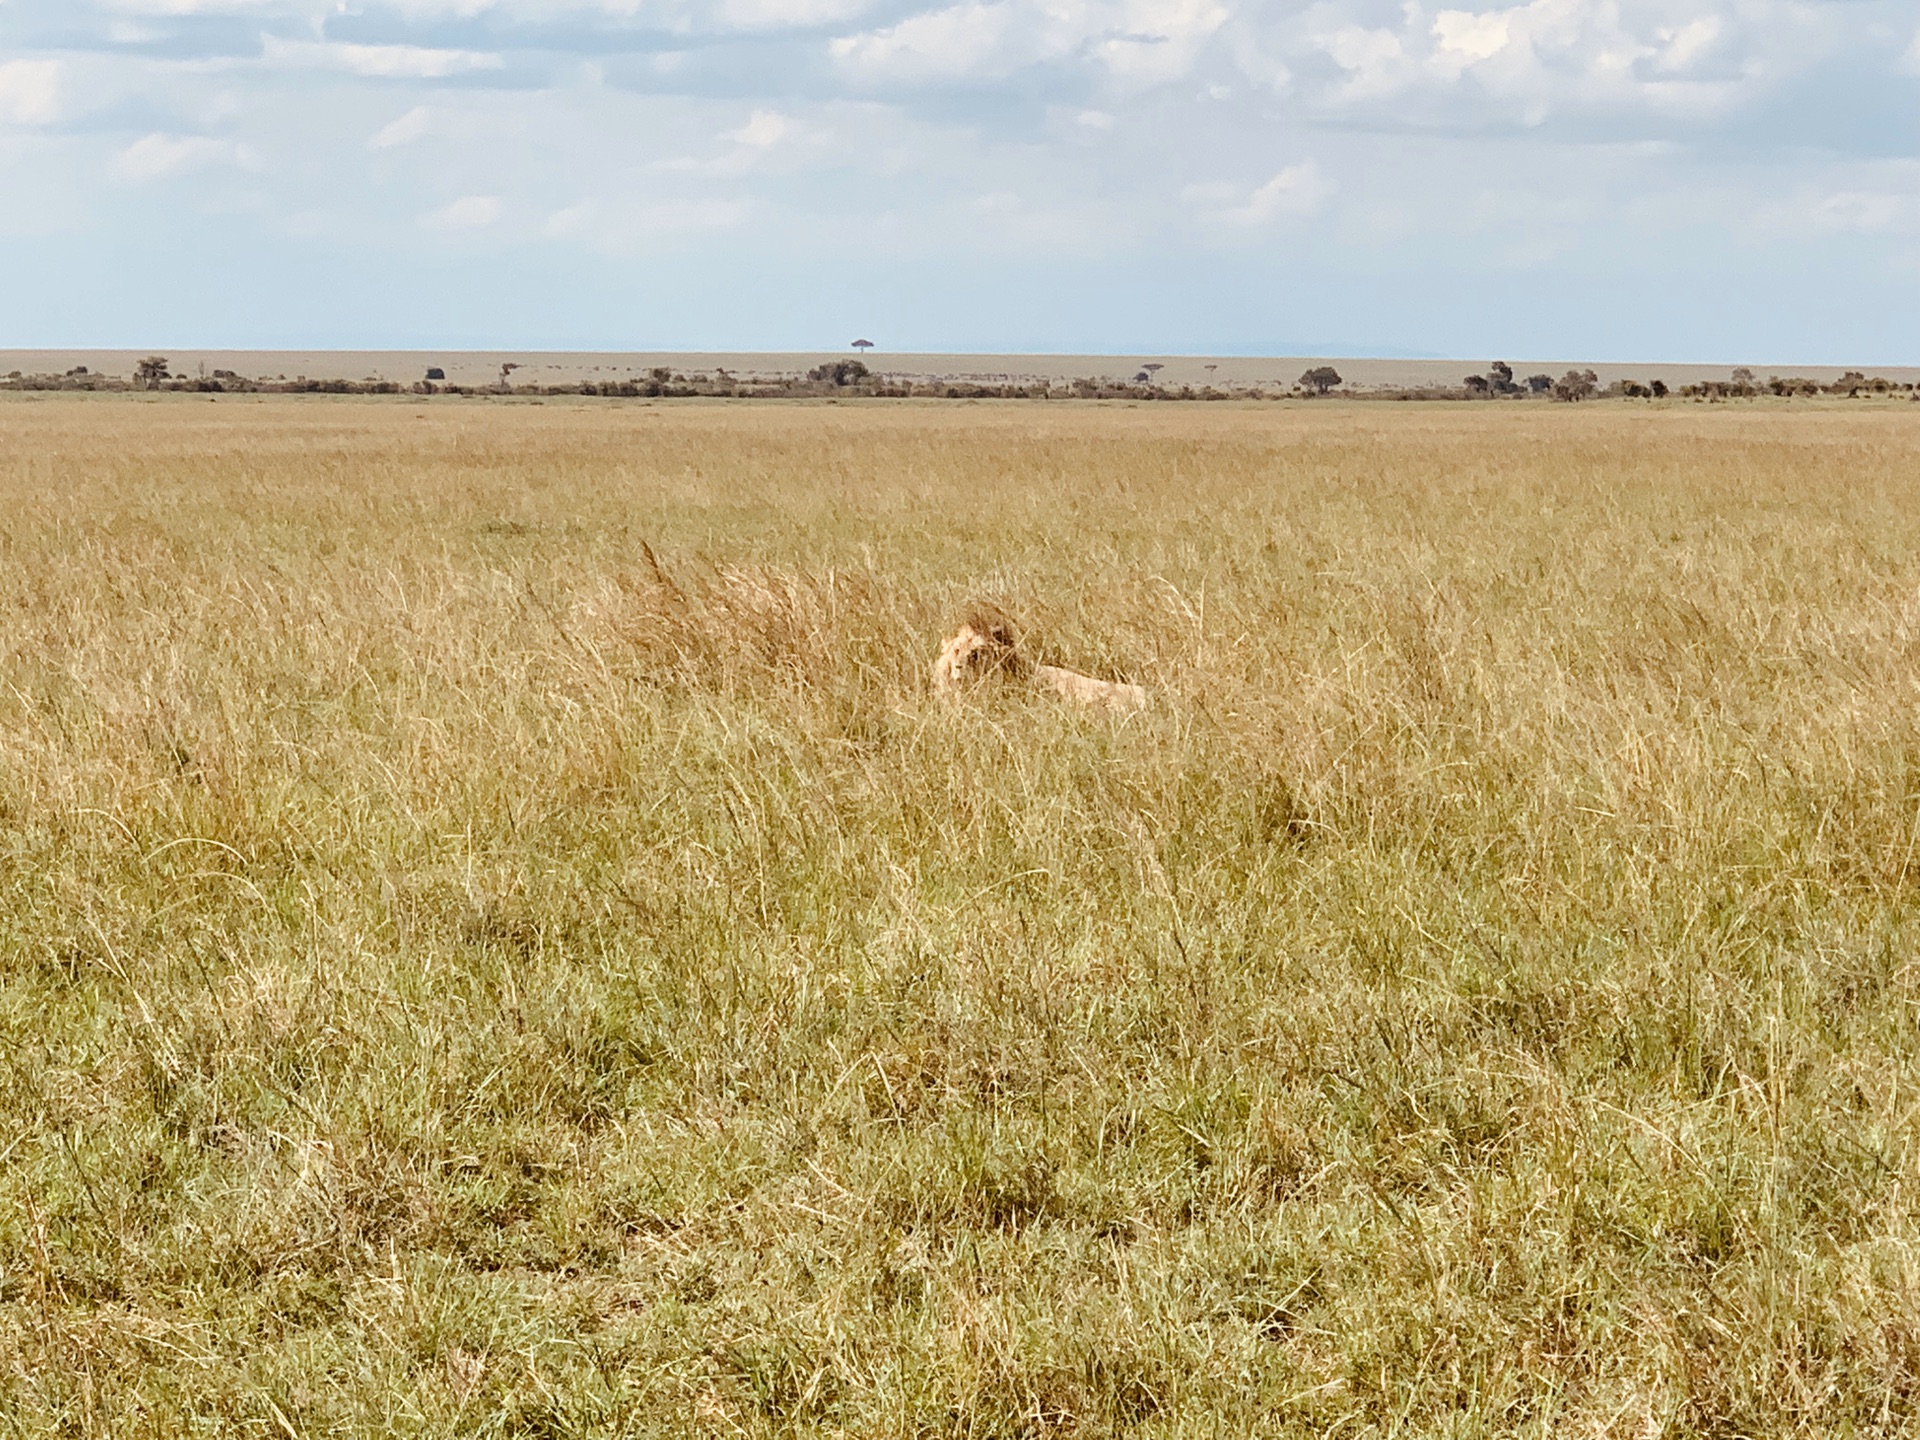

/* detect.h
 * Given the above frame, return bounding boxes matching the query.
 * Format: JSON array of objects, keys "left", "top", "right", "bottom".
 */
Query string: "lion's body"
[
  {"left": 931, "top": 611, "right": 1147, "bottom": 712},
  {"left": 1031, "top": 662, "right": 1148, "bottom": 711}
]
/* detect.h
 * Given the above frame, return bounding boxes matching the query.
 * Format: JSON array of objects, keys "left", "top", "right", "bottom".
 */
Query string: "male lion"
[{"left": 932, "top": 605, "right": 1148, "bottom": 711}]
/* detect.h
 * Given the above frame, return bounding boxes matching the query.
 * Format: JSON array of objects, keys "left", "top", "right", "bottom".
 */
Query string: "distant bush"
[
  {"left": 3, "top": 358, "right": 1787, "bottom": 407},
  {"left": 1552, "top": 369, "right": 1598, "bottom": 402},
  {"left": 808, "top": 360, "right": 872, "bottom": 387}
]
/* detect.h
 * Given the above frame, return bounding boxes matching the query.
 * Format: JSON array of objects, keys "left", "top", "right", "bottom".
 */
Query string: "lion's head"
[{"left": 932, "top": 604, "right": 1030, "bottom": 692}]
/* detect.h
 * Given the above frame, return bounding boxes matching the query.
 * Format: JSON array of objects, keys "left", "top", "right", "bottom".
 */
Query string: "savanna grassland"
[{"left": 6, "top": 393, "right": 1920, "bottom": 1437}]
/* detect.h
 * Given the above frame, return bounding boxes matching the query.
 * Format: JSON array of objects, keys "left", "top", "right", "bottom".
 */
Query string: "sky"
[{"left": 0, "top": 0, "right": 1915, "bottom": 361}]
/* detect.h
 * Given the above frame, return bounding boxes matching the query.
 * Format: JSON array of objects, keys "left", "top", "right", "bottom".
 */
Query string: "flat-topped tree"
[
  {"left": 1553, "top": 369, "right": 1598, "bottom": 402},
  {"left": 135, "top": 356, "right": 169, "bottom": 389},
  {"left": 1300, "top": 365, "right": 1342, "bottom": 395}
]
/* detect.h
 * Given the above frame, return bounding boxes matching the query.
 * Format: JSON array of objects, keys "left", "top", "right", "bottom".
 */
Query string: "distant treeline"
[{"left": 6, "top": 359, "right": 1915, "bottom": 403}]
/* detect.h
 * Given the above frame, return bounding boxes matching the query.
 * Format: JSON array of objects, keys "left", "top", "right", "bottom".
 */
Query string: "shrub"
[
  {"left": 1552, "top": 369, "right": 1598, "bottom": 402},
  {"left": 808, "top": 360, "right": 872, "bottom": 387}
]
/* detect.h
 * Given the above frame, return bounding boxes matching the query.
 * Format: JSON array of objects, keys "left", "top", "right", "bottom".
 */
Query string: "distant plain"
[{"left": 8, "top": 349, "right": 1919, "bottom": 391}]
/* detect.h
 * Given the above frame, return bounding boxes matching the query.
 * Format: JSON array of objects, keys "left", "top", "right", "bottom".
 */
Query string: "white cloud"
[
  {"left": 831, "top": 3, "right": 1020, "bottom": 81},
  {"left": 1190, "top": 160, "right": 1331, "bottom": 227},
  {"left": 1806, "top": 191, "right": 1907, "bottom": 234},
  {"left": 1237, "top": 161, "right": 1330, "bottom": 220},
  {"left": 1229, "top": 29, "right": 1291, "bottom": 91},
  {"left": 1098, "top": 0, "right": 1229, "bottom": 83},
  {"left": 1653, "top": 17, "right": 1720, "bottom": 73},
  {"left": 112, "top": 132, "right": 256, "bottom": 180},
  {"left": 1433, "top": 10, "right": 1512, "bottom": 66},
  {"left": 658, "top": 107, "right": 809, "bottom": 175},
  {"left": 97, "top": 0, "right": 872, "bottom": 29},
  {"left": 832, "top": 0, "right": 1223, "bottom": 85},
  {"left": 1752, "top": 169, "right": 1920, "bottom": 240},
  {"left": 0, "top": 60, "right": 62, "bottom": 126},
  {"left": 375, "top": 0, "right": 873, "bottom": 25},
  {"left": 1309, "top": 0, "right": 1756, "bottom": 124},
  {"left": 101, "top": 0, "right": 294, "bottom": 12},
  {"left": 726, "top": 108, "right": 792, "bottom": 147},
  {"left": 545, "top": 200, "right": 598, "bottom": 235},
  {"left": 1318, "top": 25, "right": 1413, "bottom": 98},
  {"left": 262, "top": 38, "right": 506, "bottom": 79},
  {"left": 716, "top": 0, "right": 873, "bottom": 26},
  {"left": 424, "top": 194, "right": 503, "bottom": 227},
  {"left": 371, "top": 106, "right": 432, "bottom": 149},
  {"left": 374, "top": 0, "right": 501, "bottom": 16}
]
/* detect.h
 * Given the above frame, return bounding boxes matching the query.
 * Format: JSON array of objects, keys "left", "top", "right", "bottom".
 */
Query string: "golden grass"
[{"left": 5, "top": 393, "right": 1920, "bottom": 1436}]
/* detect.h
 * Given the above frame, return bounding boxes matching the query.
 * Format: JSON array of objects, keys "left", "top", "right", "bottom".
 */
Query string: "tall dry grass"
[{"left": 4, "top": 393, "right": 1920, "bottom": 1435}]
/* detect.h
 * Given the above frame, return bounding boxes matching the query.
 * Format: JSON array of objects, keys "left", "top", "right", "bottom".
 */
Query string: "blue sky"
[{"left": 0, "top": 0, "right": 1915, "bottom": 361}]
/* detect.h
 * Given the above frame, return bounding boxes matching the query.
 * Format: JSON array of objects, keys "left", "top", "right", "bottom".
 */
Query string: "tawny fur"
[{"left": 931, "top": 610, "right": 1147, "bottom": 712}]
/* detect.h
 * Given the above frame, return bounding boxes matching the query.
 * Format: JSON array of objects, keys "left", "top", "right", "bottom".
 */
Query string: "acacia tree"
[
  {"left": 135, "top": 356, "right": 169, "bottom": 389},
  {"left": 1300, "top": 366, "right": 1342, "bottom": 395},
  {"left": 1552, "top": 369, "right": 1599, "bottom": 402}
]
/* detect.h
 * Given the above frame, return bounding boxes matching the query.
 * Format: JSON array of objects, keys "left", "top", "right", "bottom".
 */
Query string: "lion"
[{"left": 932, "top": 605, "right": 1148, "bottom": 712}]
